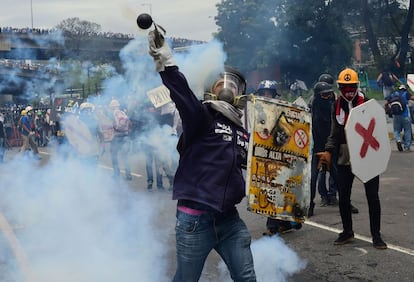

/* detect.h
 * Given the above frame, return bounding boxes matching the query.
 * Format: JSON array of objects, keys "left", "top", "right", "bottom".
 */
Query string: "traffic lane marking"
[{"left": 305, "top": 220, "right": 414, "bottom": 256}]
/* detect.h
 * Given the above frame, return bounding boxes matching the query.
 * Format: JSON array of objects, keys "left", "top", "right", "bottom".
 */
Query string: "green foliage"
[
  {"left": 214, "top": 0, "right": 414, "bottom": 86},
  {"left": 215, "top": 0, "right": 353, "bottom": 85},
  {"left": 55, "top": 17, "right": 102, "bottom": 35}
]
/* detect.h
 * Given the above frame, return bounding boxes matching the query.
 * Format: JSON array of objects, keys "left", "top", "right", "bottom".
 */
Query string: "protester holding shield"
[
  {"left": 255, "top": 80, "right": 303, "bottom": 235},
  {"left": 317, "top": 68, "right": 387, "bottom": 249},
  {"left": 146, "top": 26, "right": 256, "bottom": 281}
]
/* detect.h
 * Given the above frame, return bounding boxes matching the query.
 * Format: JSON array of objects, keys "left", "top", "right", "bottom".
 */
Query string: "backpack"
[
  {"left": 113, "top": 109, "right": 130, "bottom": 133},
  {"left": 389, "top": 91, "right": 405, "bottom": 115},
  {"left": 382, "top": 72, "right": 394, "bottom": 87}
]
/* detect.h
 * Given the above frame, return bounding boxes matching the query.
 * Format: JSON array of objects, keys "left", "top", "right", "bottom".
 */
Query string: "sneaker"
[
  {"left": 157, "top": 186, "right": 166, "bottom": 192},
  {"left": 396, "top": 140, "right": 403, "bottom": 152},
  {"left": 125, "top": 174, "right": 132, "bottom": 181},
  {"left": 351, "top": 204, "right": 359, "bottom": 214},
  {"left": 328, "top": 196, "right": 338, "bottom": 205},
  {"left": 147, "top": 181, "right": 153, "bottom": 191},
  {"left": 373, "top": 237, "right": 387, "bottom": 249},
  {"left": 262, "top": 228, "right": 278, "bottom": 236},
  {"left": 278, "top": 221, "right": 294, "bottom": 233},
  {"left": 320, "top": 197, "right": 329, "bottom": 207},
  {"left": 334, "top": 231, "right": 354, "bottom": 245}
]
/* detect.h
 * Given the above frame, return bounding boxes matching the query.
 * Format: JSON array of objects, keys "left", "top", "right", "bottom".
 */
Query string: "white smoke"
[
  {"left": 217, "top": 236, "right": 307, "bottom": 282},
  {"left": 0, "top": 32, "right": 307, "bottom": 282},
  {"left": 0, "top": 155, "right": 169, "bottom": 282}
]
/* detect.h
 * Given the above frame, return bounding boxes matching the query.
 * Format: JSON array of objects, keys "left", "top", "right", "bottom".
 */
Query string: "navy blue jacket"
[{"left": 160, "top": 66, "right": 249, "bottom": 212}]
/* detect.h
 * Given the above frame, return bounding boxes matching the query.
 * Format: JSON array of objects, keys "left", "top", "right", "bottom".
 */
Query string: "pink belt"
[{"left": 177, "top": 206, "right": 206, "bottom": 215}]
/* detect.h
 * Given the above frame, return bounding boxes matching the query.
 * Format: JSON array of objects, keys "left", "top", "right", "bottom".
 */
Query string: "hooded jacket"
[{"left": 160, "top": 66, "right": 249, "bottom": 212}]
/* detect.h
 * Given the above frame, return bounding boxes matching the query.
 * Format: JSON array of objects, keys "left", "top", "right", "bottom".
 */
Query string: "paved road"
[{"left": 0, "top": 137, "right": 413, "bottom": 281}]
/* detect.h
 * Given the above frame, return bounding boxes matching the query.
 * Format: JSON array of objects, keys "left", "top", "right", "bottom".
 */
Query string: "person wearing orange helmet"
[
  {"left": 19, "top": 106, "right": 41, "bottom": 160},
  {"left": 317, "top": 68, "right": 387, "bottom": 249}
]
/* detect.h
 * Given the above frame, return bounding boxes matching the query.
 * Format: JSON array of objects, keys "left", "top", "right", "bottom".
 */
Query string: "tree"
[
  {"left": 55, "top": 17, "right": 101, "bottom": 36},
  {"left": 55, "top": 18, "right": 104, "bottom": 61},
  {"left": 359, "top": 0, "right": 414, "bottom": 75},
  {"left": 215, "top": 0, "right": 353, "bottom": 85}
]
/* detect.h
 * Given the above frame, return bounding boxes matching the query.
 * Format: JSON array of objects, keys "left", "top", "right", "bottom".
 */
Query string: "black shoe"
[
  {"left": 308, "top": 206, "right": 314, "bottom": 217},
  {"left": 373, "top": 237, "right": 387, "bottom": 249},
  {"left": 147, "top": 181, "right": 153, "bottom": 191},
  {"left": 125, "top": 174, "right": 132, "bottom": 181},
  {"left": 334, "top": 231, "right": 354, "bottom": 245},
  {"left": 320, "top": 197, "right": 329, "bottom": 207},
  {"left": 291, "top": 222, "right": 302, "bottom": 230},
  {"left": 397, "top": 140, "right": 403, "bottom": 152},
  {"left": 278, "top": 222, "right": 293, "bottom": 234},
  {"left": 351, "top": 204, "right": 359, "bottom": 214},
  {"left": 263, "top": 228, "right": 278, "bottom": 236},
  {"left": 328, "top": 196, "right": 338, "bottom": 205}
]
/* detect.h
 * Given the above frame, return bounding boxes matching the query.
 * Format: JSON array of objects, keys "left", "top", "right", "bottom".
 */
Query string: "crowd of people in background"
[
  {"left": 0, "top": 95, "right": 181, "bottom": 190},
  {"left": 0, "top": 26, "right": 206, "bottom": 47}
]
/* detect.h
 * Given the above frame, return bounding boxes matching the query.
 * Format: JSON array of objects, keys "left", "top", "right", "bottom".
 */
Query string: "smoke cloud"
[{"left": 1, "top": 32, "right": 306, "bottom": 281}]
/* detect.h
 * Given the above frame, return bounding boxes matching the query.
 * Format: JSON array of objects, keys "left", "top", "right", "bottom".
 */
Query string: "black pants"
[{"left": 337, "top": 165, "right": 381, "bottom": 239}]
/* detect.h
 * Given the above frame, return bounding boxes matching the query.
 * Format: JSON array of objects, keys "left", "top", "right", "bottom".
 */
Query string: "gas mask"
[{"left": 204, "top": 67, "right": 247, "bottom": 108}]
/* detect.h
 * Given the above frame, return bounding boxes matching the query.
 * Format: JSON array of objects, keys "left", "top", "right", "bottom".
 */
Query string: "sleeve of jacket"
[
  {"left": 324, "top": 101, "right": 339, "bottom": 154},
  {"left": 159, "top": 66, "right": 208, "bottom": 137}
]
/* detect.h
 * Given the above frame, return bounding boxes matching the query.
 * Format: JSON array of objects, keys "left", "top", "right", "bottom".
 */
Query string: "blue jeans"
[
  {"left": 110, "top": 135, "right": 131, "bottom": 177},
  {"left": 173, "top": 208, "right": 256, "bottom": 282},
  {"left": 0, "top": 137, "right": 4, "bottom": 162},
  {"left": 145, "top": 147, "right": 163, "bottom": 186},
  {"left": 393, "top": 115, "right": 412, "bottom": 149}
]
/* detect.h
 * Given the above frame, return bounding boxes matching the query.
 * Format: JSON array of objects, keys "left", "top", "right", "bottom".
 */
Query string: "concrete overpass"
[{"left": 0, "top": 30, "right": 204, "bottom": 98}]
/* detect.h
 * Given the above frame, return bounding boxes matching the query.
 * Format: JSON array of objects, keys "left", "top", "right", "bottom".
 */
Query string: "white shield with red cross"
[
  {"left": 407, "top": 74, "right": 414, "bottom": 91},
  {"left": 345, "top": 99, "right": 391, "bottom": 183}
]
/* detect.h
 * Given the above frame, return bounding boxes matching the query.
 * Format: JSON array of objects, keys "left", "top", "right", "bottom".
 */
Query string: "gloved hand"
[
  {"left": 148, "top": 30, "right": 176, "bottom": 72},
  {"left": 316, "top": 151, "right": 331, "bottom": 171}
]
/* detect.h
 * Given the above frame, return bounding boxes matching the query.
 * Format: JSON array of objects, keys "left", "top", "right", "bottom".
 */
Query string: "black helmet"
[
  {"left": 314, "top": 81, "right": 333, "bottom": 95},
  {"left": 318, "top": 73, "right": 334, "bottom": 85}
]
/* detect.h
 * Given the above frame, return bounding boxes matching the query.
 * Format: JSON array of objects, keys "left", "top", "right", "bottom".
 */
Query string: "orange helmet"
[{"left": 337, "top": 68, "right": 359, "bottom": 84}]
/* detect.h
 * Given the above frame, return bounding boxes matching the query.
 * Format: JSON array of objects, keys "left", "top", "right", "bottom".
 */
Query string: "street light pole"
[
  {"left": 30, "top": 0, "right": 34, "bottom": 28},
  {"left": 141, "top": 3, "right": 152, "bottom": 15}
]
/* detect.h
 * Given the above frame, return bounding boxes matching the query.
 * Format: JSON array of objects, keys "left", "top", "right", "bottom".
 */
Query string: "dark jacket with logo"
[{"left": 160, "top": 66, "right": 249, "bottom": 212}]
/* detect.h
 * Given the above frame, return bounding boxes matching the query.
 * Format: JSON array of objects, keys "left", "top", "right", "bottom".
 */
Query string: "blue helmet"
[{"left": 256, "top": 80, "right": 279, "bottom": 98}]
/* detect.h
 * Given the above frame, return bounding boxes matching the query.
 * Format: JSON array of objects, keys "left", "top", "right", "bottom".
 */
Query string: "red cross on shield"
[{"left": 345, "top": 99, "right": 391, "bottom": 183}]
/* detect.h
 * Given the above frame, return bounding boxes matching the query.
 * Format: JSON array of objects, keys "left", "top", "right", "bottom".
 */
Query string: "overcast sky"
[{"left": 1, "top": 0, "right": 220, "bottom": 41}]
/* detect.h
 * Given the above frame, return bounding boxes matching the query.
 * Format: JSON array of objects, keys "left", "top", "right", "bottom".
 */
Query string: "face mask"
[{"left": 339, "top": 85, "right": 357, "bottom": 101}]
